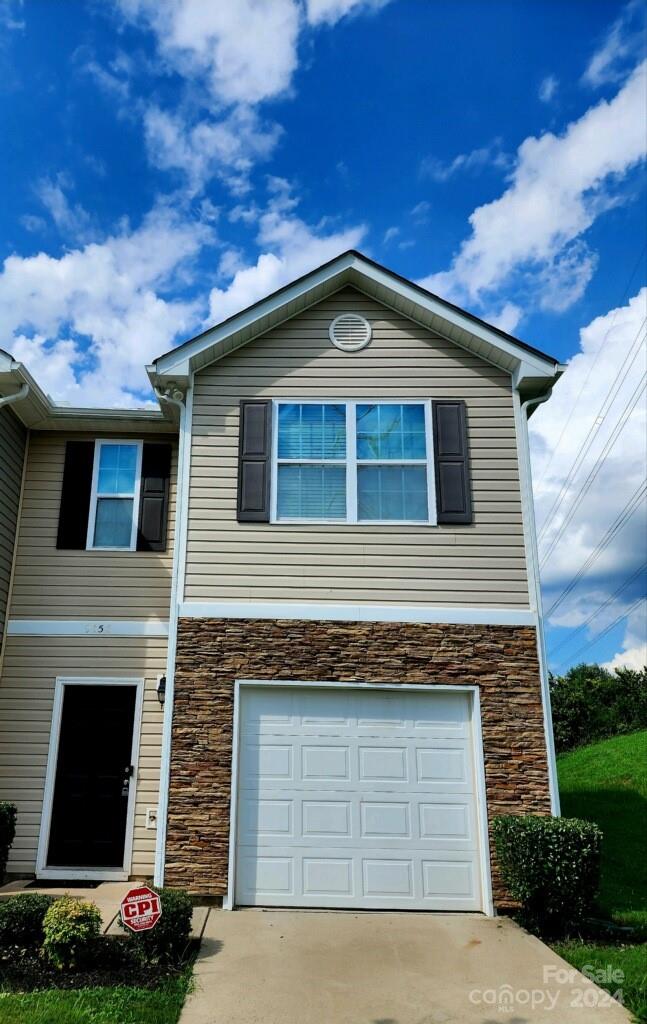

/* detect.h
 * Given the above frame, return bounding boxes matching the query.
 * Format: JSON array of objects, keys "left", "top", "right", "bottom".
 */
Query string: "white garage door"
[{"left": 234, "top": 686, "right": 484, "bottom": 911}]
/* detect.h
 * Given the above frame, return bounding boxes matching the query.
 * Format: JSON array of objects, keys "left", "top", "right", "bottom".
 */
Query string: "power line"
[
  {"left": 549, "top": 562, "right": 647, "bottom": 655},
  {"left": 537, "top": 316, "right": 647, "bottom": 544},
  {"left": 553, "top": 594, "right": 646, "bottom": 669},
  {"left": 546, "top": 479, "right": 647, "bottom": 618},
  {"left": 539, "top": 375, "right": 646, "bottom": 568},
  {"left": 535, "top": 240, "right": 647, "bottom": 492}
]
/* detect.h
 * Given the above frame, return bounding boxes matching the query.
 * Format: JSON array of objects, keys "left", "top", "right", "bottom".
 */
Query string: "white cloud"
[
  {"left": 420, "top": 139, "right": 509, "bottom": 183},
  {"left": 383, "top": 226, "right": 399, "bottom": 244},
  {"left": 0, "top": 204, "right": 213, "bottom": 407},
  {"left": 538, "top": 74, "right": 558, "bottom": 103},
  {"left": 531, "top": 289, "right": 647, "bottom": 665},
  {"left": 144, "top": 105, "right": 282, "bottom": 195},
  {"left": 603, "top": 641, "right": 647, "bottom": 672},
  {"left": 420, "top": 61, "right": 647, "bottom": 314},
  {"left": 35, "top": 175, "right": 94, "bottom": 242},
  {"left": 583, "top": 0, "right": 646, "bottom": 88},
  {"left": 207, "top": 183, "right": 365, "bottom": 325},
  {"left": 116, "top": 0, "right": 301, "bottom": 106},
  {"left": 305, "top": 0, "right": 391, "bottom": 27},
  {"left": 410, "top": 200, "right": 430, "bottom": 224}
]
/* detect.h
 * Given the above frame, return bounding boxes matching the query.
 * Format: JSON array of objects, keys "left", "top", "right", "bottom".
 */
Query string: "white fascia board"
[
  {"left": 153, "top": 252, "right": 559, "bottom": 383},
  {"left": 179, "top": 601, "right": 535, "bottom": 628},
  {"left": 155, "top": 254, "right": 358, "bottom": 377},
  {"left": 351, "top": 258, "right": 558, "bottom": 378}
]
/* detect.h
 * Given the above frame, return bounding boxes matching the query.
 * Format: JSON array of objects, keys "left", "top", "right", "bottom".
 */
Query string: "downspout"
[
  {"left": 0, "top": 383, "right": 29, "bottom": 409},
  {"left": 0, "top": 385, "right": 30, "bottom": 678},
  {"left": 516, "top": 387, "right": 560, "bottom": 815},
  {"left": 153, "top": 385, "right": 188, "bottom": 888}
]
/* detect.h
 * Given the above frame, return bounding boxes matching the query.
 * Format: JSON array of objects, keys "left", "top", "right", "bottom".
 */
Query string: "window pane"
[
  {"left": 93, "top": 497, "right": 134, "bottom": 547},
  {"left": 98, "top": 444, "right": 138, "bottom": 494},
  {"left": 357, "top": 465, "right": 428, "bottom": 521},
  {"left": 356, "top": 404, "right": 426, "bottom": 460},
  {"left": 278, "top": 404, "right": 346, "bottom": 460},
  {"left": 277, "top": 465, "right": 346, "bottom": 519}
]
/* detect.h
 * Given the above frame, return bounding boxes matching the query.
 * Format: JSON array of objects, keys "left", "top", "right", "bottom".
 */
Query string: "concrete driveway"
[{"left": 181, "top": 909, "right": 631, "bottom": 1024}]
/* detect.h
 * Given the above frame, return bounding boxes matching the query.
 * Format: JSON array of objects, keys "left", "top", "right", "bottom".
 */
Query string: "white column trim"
[
  {"left": 154, "top": 374, "right": 194, "bottom": 887},
  {"left": 513, "top": 389, "right": 560, "bottom": 815}
]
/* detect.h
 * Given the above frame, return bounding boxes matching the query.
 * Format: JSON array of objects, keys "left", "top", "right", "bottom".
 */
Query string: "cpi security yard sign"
[{"left": 120, "top": 885, "right": 162, "bottom": 932}]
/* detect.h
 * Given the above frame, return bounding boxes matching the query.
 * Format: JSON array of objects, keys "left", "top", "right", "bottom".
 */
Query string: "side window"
[
  {"left": 56, "top": 439, "right": 172, "bottom": 551},
  {"left": 87, "top": 442, "right": 142, "bottom": 550}
]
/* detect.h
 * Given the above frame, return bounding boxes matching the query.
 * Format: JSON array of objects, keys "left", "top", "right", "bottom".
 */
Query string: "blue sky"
[{"left": 0, "top": 0, "right": 645, "bottom": 672}]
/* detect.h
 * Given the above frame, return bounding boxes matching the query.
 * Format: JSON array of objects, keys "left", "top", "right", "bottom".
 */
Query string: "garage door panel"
[
  {"left": 234, "top": 687, "right": 484, "bottom": 911},
  {"left": 241, "top": 793, "right": 478, "bottom": 851}
]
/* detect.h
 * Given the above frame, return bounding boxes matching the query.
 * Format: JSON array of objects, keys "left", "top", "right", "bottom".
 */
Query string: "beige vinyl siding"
[
  {"left": 0, "top": 405, "right": 26, "bottom": 644},
  {"left": 9, "top": 432, "right": 177, "bottom": 621},
  {"left": 0, "top": 635, "right": 166, "bottom": 877},
  {"left": 186, "top": 287, "right": 530, "bottom": 608}
]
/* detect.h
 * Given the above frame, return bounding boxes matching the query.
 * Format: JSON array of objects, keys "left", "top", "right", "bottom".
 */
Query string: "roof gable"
[{"left": 149, "top": 251, "right": 563, "bottom": 397}]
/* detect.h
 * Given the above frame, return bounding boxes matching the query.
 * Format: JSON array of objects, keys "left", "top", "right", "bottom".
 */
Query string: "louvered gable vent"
[{"left": 329, "top": 313, "right": 372, "bottom": 352}]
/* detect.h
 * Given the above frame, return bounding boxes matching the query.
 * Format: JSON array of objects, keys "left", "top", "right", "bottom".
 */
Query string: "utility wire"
[
  {"left": 546, "top": 479, "right": 647, "bottom": 618},
  {"left": 553, "top": 594, "right": 646, "bottom": 669},
  {"left": 537, "top": 317, "right": 646, "bottom": 544},
  {"left": 539, "top": 375, "right": 647, "bottom": 568},
  {"left": 549, "top": 562, "right": 647, "bottom": 655},
  {"left": 535, "top": 240, "right": 647, "bottom": 492}
]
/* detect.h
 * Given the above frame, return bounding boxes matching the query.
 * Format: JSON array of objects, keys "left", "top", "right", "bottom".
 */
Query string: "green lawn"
[
  {"left": 552, "top": 730, "right": 647, "bottom": 1021},
  {"left": 0, "top": 971, "right": 192, "bottom": 1024}
]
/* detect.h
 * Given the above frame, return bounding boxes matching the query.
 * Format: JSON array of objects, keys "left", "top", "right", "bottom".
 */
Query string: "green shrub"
[
  {"left": 0, "top": 892, "right": 55, "bottom": 947},
  {"left": 492, "top": 815, "right": 602, "bottom": 935},
  {"left": 0, "top": 803, "right": 17, "bottom": 883},
  {"left": 41, "top": 896, "right": 102, "bottom": 970},
  {"left": 549, "top": 664, "right": 647, "bottom": 752},
  {"left": 119, "top": 887, "right": 192, "bottom": 965}
]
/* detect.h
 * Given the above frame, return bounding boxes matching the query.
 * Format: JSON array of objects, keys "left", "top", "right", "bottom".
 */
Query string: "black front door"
[{"left": 47, "top": 685, "right": 137, "bottom": 869}]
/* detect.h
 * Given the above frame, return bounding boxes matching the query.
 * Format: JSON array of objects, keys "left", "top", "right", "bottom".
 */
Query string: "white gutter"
[
  {"left": 0, "top": 383, "right": 29, "bottom": 409},
  {"left": 514, "top": 387, "right": 561, "bottom": 815},
  {"left": 153, "top": 385, "right": 189, "bottom": 887}
]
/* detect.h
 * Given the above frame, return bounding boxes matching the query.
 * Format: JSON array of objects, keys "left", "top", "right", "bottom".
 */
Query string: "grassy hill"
[{"left": 554, "top": 730, "right": 647, "bottom": 1021}]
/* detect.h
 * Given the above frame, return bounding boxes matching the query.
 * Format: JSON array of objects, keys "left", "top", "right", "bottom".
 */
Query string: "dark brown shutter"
[
  {"left": 237, "top": 400, "right": 272, "bottom": 522},
  {"left": 56, "top": 440, "right": 95, "bottom": 549},
  {"left": 432, "top": 401, "right": 473, "bottom": 525},
  {"left": 137, "top": 443, "right": 172, "bottom": 551}
]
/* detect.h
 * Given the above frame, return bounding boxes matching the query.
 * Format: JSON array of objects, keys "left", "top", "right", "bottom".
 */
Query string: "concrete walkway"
[{"left": 180, "top": 908, "right": 631, "bottom": 1024}]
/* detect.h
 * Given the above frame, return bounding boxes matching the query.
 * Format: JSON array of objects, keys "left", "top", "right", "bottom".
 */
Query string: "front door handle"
[{"left": 121, "top": 765, "right": 134, "bottom": 796}]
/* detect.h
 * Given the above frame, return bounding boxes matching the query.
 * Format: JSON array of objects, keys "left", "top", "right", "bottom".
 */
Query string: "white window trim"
[
  {"left": 36, "top": 676, "right": 144, "bottom": 882},
  {"left": 270, "top": 399, "right": 437, "bottom": 526},
  {"left": 86, "top": 439, "right": 143, "bottom": 552}
]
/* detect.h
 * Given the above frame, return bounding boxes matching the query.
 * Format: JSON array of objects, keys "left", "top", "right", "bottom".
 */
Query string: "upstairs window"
[
  {"left": 87, "top": 440, "right": 143, "bottom": 550},
  {"left": 273, "top": 401, "right": 435, "bottom": 525}
]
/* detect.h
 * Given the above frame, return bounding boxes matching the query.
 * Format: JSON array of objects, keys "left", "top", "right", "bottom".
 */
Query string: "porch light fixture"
[{"left": 156, "top": 675, "right": 166, "bottom": 707}]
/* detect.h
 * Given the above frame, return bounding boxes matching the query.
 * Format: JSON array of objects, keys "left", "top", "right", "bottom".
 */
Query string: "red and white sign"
[{"left": 120, "top": 885, "right": 162, "bottom": 932}]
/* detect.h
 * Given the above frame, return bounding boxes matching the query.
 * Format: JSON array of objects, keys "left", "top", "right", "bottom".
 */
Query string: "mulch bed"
[{"left": 0, "top": 936, "right": 195, "bottom": 992}]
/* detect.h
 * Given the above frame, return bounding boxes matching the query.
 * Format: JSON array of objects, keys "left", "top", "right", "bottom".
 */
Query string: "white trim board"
[
  {"left": 36, "top": 676, "right": 144, "bottom": 883},
  {"left": 225, "top": 679, "right": 494, "bottom": 916},
  {"left": 179, "top": 601, "right": 535, "bottom": 628},
  {"left": 7, "top": 620, "right": 169, "bottom": 637}
]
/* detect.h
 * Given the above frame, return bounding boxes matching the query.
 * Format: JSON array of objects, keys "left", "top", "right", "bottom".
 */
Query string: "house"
[{"left": 0, "top": 251, "right": 564, "bottom": 913}]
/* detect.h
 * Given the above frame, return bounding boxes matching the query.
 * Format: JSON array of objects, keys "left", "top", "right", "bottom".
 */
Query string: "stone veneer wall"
[{"left": 166, "top": 618, "right": 552, "bottom": 905}]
